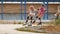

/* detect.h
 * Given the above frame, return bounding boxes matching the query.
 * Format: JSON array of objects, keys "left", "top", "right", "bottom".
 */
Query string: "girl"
[
  {"left": 24, "top": 5, "right": 36, "bottom": 26},
  {"left": 36, "top": 5, "right": 46, "bottom": 25}
]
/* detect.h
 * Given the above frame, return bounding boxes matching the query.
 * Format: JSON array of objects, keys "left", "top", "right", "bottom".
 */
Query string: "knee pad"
[
  {"left": 30, "top": 17, "right": 33, "bottom": 20},
  {"left": 27, "top": 16, "right": 29, "bottom": 19},
  {"left": 39, "top": 18, "right": 41, "bottom": 20},
  {"left": 36, "top": 16, "right": 38, "bottom": 18}
]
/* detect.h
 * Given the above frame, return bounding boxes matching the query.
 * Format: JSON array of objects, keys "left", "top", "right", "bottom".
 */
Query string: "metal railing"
[{"left": 0, "top": 0, "right": 60, "bottom": 2}]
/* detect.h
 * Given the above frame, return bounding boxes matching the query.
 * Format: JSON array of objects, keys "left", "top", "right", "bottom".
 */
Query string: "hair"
[
  {"left": 29, "top": 5, "right": 34, "bottom": 11},
  {"left": 42, "top": 4, "right": 45, "bottom": 6}
]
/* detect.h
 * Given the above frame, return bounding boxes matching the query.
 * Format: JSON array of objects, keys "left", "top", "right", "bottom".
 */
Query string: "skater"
[
  {"left": 36, "top": 4, "right": 46, "bottom": 25},
  {"left": 23, "top": 5, "right": 36, "bottom": 26},
  {"left": 55, "top": 12, "right": 59, "bottom": 19}
]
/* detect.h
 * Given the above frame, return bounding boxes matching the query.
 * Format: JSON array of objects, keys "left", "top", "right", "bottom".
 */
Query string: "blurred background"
[{"left": 0, "top": 0, "right": 60, "bottom": 20}]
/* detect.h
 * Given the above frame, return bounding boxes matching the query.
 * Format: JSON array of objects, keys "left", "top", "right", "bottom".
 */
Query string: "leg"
[
  {"left": 36, "top": 16, "right": 38, "bottom": 19},
  {"left": 23, "top": 16, "right": 29, "bottom": 25},
  {"left": 32, "top": 16, "right": 36, "bottom": 24},
  {"left": 38, "top": 17, "right": 42, "bottom": 25},
  {"left": 25, "top": 16, "right": 29, "bottom": 23},
  {"left": 30, "top": 16, "right": 33, "bottom": 23},
  {"left": 28, "top": 16, "right": 32, "bottom": 26}
]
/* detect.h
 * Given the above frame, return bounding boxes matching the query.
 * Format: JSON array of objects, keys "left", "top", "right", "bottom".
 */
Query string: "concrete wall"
[
  {"left": 0, "top": 4, "right": 60, "bottom": 13},
  {"left": 48, "top": 4, "right": 60, "bottom": 13}
]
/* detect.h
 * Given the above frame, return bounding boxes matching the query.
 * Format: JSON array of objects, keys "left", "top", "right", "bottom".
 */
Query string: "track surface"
[{"left": 0, "top": 24, "right": 46, "bottom": 34}]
